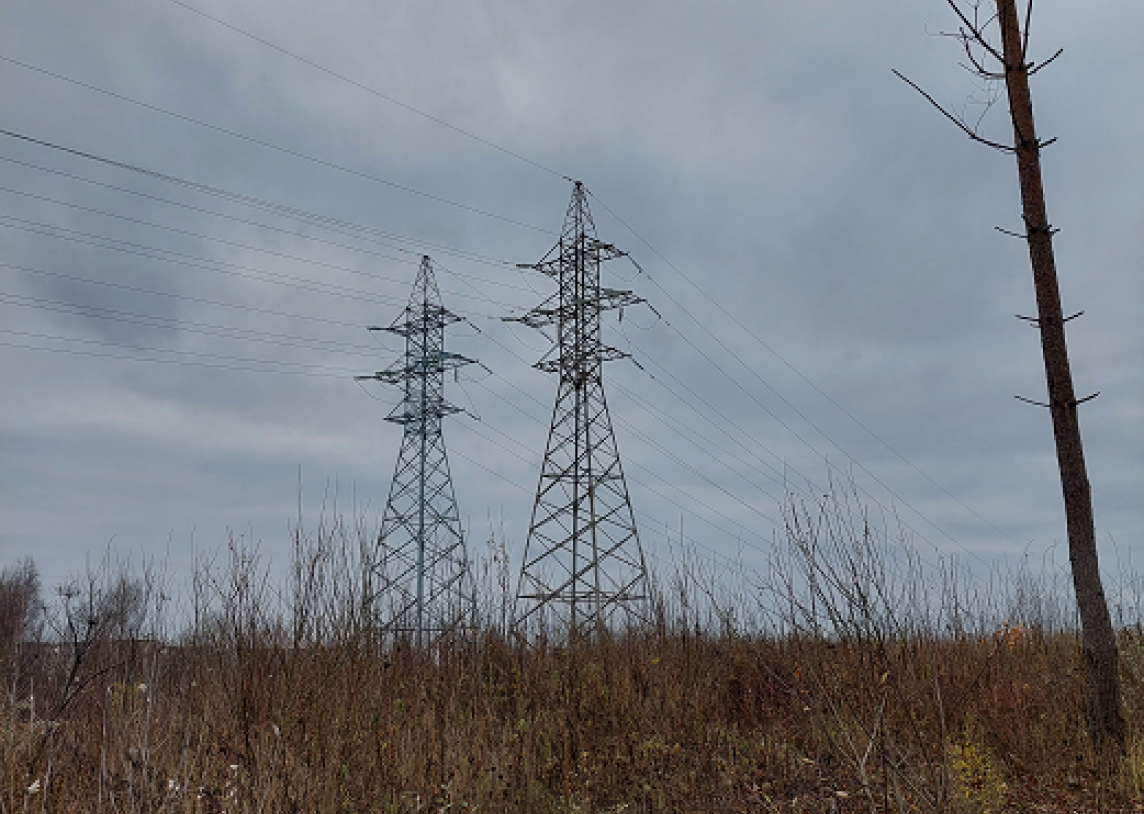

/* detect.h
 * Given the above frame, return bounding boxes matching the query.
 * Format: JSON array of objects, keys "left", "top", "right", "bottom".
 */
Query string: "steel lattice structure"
[
  {"left": 510, "top": 181, "right": 649, "bottom": 636},
  {"left": 357, "top": 255, "right": 475, "bottom": 645}
]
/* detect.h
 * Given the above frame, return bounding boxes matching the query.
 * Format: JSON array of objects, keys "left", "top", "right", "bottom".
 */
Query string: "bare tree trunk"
[{"left": 994, "top": 0, "right": 1124, "bottom": 753}]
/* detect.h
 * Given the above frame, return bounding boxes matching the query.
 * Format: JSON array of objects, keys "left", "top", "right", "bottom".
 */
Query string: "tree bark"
[{"left": 994, "top": 0, "right": 1125, "bottom": 752}]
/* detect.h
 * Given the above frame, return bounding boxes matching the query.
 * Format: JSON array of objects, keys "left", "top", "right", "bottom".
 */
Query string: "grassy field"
[{"left": 4, "top": 501, "right": 1144, "bottom": 812}]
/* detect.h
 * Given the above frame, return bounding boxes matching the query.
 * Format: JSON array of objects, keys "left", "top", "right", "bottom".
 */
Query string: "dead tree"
[{"left": 895, "top": 0, "right": 1125, "bottom": 753}]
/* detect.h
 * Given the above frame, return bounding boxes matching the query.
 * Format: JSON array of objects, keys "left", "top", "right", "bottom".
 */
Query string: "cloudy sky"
[{"left": 1, "top": 0, "right": 1141, "bottom": 609}]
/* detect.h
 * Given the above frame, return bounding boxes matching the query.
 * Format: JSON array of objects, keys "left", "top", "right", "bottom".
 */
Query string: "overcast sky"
[{"left": 1, "top": 0, "right": 1141, "bottom": 612}]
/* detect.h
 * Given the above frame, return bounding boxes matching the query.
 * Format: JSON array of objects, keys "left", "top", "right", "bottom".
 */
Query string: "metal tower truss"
[
  {"left": 509, "top": 181, "right": 650, "bottom": 637},
  {"left": 357, "top": 255, "right": 476, "bottom": 644}
]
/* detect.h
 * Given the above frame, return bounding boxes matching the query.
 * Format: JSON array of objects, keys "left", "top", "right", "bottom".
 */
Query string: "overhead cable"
[
  {"left": 0, "top": 146, "right": 529, "bottom": 275},
  {"left": 0, "top": 59, "right": 555, "bottom": 235},
  {"left": 162, "top": 0, "right": 572, "bottom": 181}
]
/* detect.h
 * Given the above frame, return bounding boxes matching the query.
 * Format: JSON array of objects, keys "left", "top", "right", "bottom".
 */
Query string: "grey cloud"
[{"left": 1, "top": 0, "right": 1140, "bottom": 600}]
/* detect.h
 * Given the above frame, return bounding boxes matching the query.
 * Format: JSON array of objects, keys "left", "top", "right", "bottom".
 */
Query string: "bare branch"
[
  {"left": 934, "top": 28, "right": 979, "bottom": 48},
  {"left": 958, "top": 58, "right": 1005, "bottom": 80},
  {"left": 1028, "top": 48, "right": 1063, "bottom": 76},
  {"left": 944, "top": 0, "right": 1006, "bottom": 63},
  {"left": 978, "top": 7, "right": 1004, "bottom": 50},
  {"left": 995, "top": 226, "right": 1026, "bottom": 239},
  {"left": 1022, "top": 0, "right": 1035, "bottom": 63},
  {"left": 973, "top": 81, "right": 1005, "bottom": 133},
  {"left": 959, "top": 35, "right": 1006, "bottom": 79},
  {"left": 891, "top": 69, "right": 1015, "bottom": 153}
]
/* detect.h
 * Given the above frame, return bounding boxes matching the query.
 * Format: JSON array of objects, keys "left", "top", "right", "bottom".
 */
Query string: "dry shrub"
[{"left": 1, "top": 495, "right": 1140, "bottom": 812}]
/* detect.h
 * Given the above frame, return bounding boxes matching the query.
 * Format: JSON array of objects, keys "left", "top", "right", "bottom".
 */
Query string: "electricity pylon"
[
  {"left": 509, "top": 181, "right": 649, "bottom": 637},
  {"left": 357, "top": 255, "right": 475, "bottom": 645}
]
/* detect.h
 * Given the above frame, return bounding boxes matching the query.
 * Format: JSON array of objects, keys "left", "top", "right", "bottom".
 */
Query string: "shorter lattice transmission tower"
[
  {"left": 509, "top": 181, "right": 649, "bottom": 637},
  {"left": 357, "top": 255, "right": 476, "bottom": 645}
]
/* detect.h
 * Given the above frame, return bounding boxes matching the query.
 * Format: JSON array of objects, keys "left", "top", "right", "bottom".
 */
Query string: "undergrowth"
[{"left": 2, "top": 493, "right": 1141, "bottom": 812}]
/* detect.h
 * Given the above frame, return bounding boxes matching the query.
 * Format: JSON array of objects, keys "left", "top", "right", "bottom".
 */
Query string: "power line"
[
  {"left": 463, "top": 361, "right": 786, "bottom": 539},
  {"left": 453, "top": 300, "right": 830, "bottom": 549},
  {"left": 464, "top": 263, "right": 992, "bottom": 586},
  {"left": 4, "top": 67, "right": 894, "bottom": 539},
  {"left": 480, "top": 303, "right": 921, "bottom": 559},
  {"left": 609, "top": 376, "right": 791, "bottom": 505},
  {"left": 0, "top": 290, "right": 378, "bottom": 356},
  {"left": 0, "top": 339, "right": 350, "bottom": 378},
  {"left": 0, "top": 36, "right": 1015, "bottom": 553},
  {"left": 0, "top": 328, "right": 359, "bottom": 377},
  {"left": 457, "top": 263, "right": 980, "bottom": 578},
  {"left": 0, "top": 145, "right": 533, "bottom": 276},
  {"left": 161, "top": 0, "right": 571, "bottom": 181},
  {"left": 0, "top": 58, "right": 555, "bottom": 235},
  {"left": 640, "top": 300, "right": 992, "bottom": 564},
  {"left": 466, "top": 375, "right": 776, "bottom": 548},
  {"left": 588, "top": 188, "right": 1020, "bottom": 559},
  {"left": 0, "top": 186, "right": 532, "bottom": 310},
  {"left": 0, "top": 260, "right": 369, "bottom": 330},
  {"left": 0, "top": 214, "right": 409, "bottom": 311},
  {"left": 0, "top": 214, "right": 513, "bottom": 317},
  {"left": 3, "top": 144, "right": 938, "bottom": 531},
  {"left": 0, "top": 53, "right": 1007, "bottom": 570},
  {"left": 455, "top": 408, "right": 771, "bottom": 575}
]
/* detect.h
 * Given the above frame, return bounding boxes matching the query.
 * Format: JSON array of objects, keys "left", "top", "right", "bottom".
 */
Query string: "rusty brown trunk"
[{"left": 994, "top": 0, "right": 1124, "bottom": 752}]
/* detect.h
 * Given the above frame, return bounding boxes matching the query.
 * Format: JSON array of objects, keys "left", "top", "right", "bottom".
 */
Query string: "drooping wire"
[
  {"left": 459, "top": 316, "right": 797, "bottom": 543},
  {"left": 0, "top": 290, "right": 379, "bottom": 356},
  {"left": 0, "top": 146, "right": 533, "bottom": 278},
  {"left": 587, "top": 188, "right": 1010, "bottom": 566},
  {"left": 0, "top": 214, "right": 514, "bottom": 318},
  {"left": 0, "top": 59, "right": 556, "bottom": 235},
  {"left": 161, "top": 0, "right": 573, "bottom": 182},
  {"left": 0, "top": 187, "right": 533, "bottom": 311},
  {"left": 0, "top": 260, "right": 371, "bottom": 330},
  {"left": 452, "top": 398, "right": 811, "bottom": 581},
  {"left": 1, "top": 40, "right": 1014, "bottom": 569},
  {"left": 0, "top": 215, "right": 407, "bottom": 311},
  {"left": 0, "top": 328, "right": 360, "bottom": 378},
  {"left": 457, "top": 396, "right": 774, "bottom": 556}
]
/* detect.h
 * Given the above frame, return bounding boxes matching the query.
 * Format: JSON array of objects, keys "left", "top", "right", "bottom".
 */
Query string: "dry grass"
[{"left": 3, "top": 498, "right": 1143, "bottom": 813}]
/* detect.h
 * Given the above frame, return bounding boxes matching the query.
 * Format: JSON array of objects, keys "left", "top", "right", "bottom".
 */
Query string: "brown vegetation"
[{"left": 3, "top": 500, "right": 1143, "bottom": 812}]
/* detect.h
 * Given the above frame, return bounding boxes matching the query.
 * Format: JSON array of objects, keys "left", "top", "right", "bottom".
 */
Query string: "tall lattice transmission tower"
[
  {"left": 357, "top": 255, "right": 476, "bottom": 645},
  {"left": 509, "top": 181, "right": 649, "bottom": 636}
]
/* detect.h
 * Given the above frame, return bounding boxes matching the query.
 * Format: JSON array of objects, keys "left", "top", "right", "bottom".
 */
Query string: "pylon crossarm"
[
  {"left": 363, "top": 368, "right": 405, "bottom": 384},
  {"left": 598, "top": 288, "right": 643, "bottom": 309},
  {"left": 510, "top": 303, "right": 561, "bottom": 330},
  {"left": 385, "top": 403, "right": 463, "bottom": 424}
]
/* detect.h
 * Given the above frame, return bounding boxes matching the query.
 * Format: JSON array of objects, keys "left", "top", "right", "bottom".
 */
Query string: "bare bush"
[{"left": 1, "top": 496, "right": 1139, "bottom": 812}]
